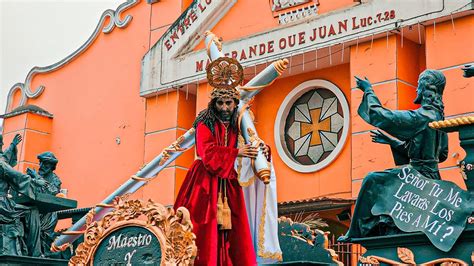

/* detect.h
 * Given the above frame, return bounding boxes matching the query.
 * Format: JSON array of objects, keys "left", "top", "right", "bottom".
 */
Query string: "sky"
[{"left": 0, "top": 0, "right": 121, "bottom": 114}]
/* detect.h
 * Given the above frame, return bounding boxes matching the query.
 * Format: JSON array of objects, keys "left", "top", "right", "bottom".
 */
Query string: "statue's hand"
[
  {"left": 26, "top": 168, "right": 40, "bottom": 179},
  {"left": 12, "top": 134, "right": 22, "bottom": 146},
  {"left": 370, "top": 130, "right": 393, "bottom": 145},
  {"left": 238, "top": 144, "right": 258, "bottom": 158},
  {"left": 462, "top": 64, "right": 474, "bottom": 78},
  {"left": 259, "top": 142, "right": 271, "bottom": 162},
  {"left": 355, "top": 76, "right": 372, "bottom": 92},
  {"left": 26, "top": 168, "right": 35, "bottom": 176}
]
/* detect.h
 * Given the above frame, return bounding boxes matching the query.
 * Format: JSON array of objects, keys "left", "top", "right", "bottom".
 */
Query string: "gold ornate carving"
[
  {"left": 159, "top": 132, "right": 189, "bottom": 166},
  {"left": 204, "top": 31, "right": 223, "bottom": 58},
  {"left": 397, "top": 247, "right": 415, "bottom": 264},
  {"left": 247, "top": 127, "right": 271, "bottom": 185},
  {"left": 359, "top": 246, "right": 469, "bottom": 265},
  {"left": 206, "top": 57, "right": 243, "bottom": 90},
  {"left": 95, "top": 203, "right": 115, "bottom": 208},
  {"left": 247, "top": 127, "right": 265, "bottom": 151},
  {"left": 238, "top": 175, "right": 256, "bottom": 187},
  {"left": 429, "top": 116, "right": 474, "bottom": 129},
  {"left": 273, "top": 58, "right": 290, "bottom": 75},
  {"left": 257, "top": 186, "right": 283, "bottom": 261},
  {"left": 60, "top": 231, "right": 86, "bottom": 236},
  {"left": 359, "top": 256, "right": 381, "bottom": 264},
  {"left": 68, "top": 196, "right": 196, "bottom": 265},
  {"left": 256, "top": 169, "right": 271, "bottom": 184},
  {"left": 50, "top": 242, "right": 71, "bottom": 253},
  {"left": 130, "top": 175, "right": 151, "bottom": 182},
  {"left": 246, "top": 127, "right": 271, "bottom": 184}
]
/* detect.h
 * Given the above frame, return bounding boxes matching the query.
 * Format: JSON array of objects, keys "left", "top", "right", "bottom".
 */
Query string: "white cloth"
[{"left": 236, "top": 156, "right": 282, "bottom": 263}]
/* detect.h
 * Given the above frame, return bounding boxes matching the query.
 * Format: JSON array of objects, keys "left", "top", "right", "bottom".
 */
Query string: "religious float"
[{"left": 51, "top": 31, "right": 342, "bottom": 265}]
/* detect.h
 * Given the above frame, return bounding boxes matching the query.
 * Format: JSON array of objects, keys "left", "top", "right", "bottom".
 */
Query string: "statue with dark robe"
[
  {"left": 0, "top": 134, "right": 42, "bottom": 256},
  {"left": 339, "top": 69, "right": 449, "bottom": 241},
  {"left": 26, "top": 152, "right": 62, "bottom": 257}
]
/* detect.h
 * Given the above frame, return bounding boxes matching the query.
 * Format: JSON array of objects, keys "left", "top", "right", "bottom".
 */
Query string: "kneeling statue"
[{"left": 339, "top": 69, "right": 448, "bottom": 241}]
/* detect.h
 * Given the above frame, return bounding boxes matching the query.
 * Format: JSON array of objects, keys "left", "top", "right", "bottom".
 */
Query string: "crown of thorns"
[{"left": 206, "top": 57, "right": 243, "bottom": 99}]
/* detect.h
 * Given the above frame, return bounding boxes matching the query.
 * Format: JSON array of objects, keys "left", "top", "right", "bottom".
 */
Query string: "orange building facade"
[{"left": 2, "top": 0, "right": 473, "bottom": 243}]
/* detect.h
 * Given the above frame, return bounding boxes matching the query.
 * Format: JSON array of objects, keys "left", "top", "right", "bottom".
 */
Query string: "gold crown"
[{"left": 206, "top": 57, "right": 243, "bottom": 99}]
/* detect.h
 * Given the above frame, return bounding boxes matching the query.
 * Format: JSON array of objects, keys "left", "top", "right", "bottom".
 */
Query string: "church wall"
[
  {"left": 3, "top": 2, "right": 153, "bottom": 208},
  {"left": 3, "top": 112, "right": 53, "bottom": 173},
  {"left": 143, "top": 90, "right": 196, "bottom": 205},
  {"left": 254, "top": 64, "right": 353, "bottom": 202}
]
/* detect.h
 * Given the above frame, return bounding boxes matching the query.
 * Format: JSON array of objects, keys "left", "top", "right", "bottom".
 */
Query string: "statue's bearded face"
[
  {"left": 39, "top": 161, "right": 54, "bottom": 176},
  {"left": 414, "top": 79, "right": 427, "bottom": 104},
  {"left": 215, "top": 97, "right": 236, "bottom": 121}
]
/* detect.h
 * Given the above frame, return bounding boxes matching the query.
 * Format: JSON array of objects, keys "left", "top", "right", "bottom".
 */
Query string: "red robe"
[{"left": 174, "top": 121, "right": 256, "bottom": 266}]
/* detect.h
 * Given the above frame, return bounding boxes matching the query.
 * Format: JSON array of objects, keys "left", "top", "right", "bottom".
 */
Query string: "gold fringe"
[
  {"left": 218, "top": 179, "right": 232, "bottom": 230},
  {"left": 217, "top": 191, "right": 224, "bottom": 226},
  {"left": 221, "top": 195, "right": 232, "bottom": 230},
  {"left": 257, "top": 185, "right": 283, "bottom": 261},
  {"left": 239, "top": 176, "right": 256, "bottom": 187}
]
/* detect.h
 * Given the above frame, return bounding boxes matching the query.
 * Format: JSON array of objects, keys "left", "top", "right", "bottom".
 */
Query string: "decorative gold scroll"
[
  {"left": 67, "top": 196, "right": 196, "bottom": 265},
  {"left": 159, "top": 130, "right": 193, "bottom": 166},
  {"left": 273, "top": 58, "right": 290, "bottom": 75},
  {"left": 204, "top": 30, "right": 223, "bottom": 59}
]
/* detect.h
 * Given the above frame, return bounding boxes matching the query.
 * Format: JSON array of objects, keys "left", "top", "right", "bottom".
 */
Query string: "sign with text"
[
  {"left": 193, "top": 8, "right": 397, "bottom": 72},
  {"left": 141, "top": 0, "right": 472, "bottom": 96},
  {"left": 372, "top": 166, "right": 471, "bottom": 252},
  {"left": 93, "top": 226, "right": 161, "bottom": 265}
]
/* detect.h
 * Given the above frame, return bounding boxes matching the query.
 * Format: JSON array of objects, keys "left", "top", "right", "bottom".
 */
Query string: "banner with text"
[{"left": 372, "top": 166, "right": 471, "bottom": 252}]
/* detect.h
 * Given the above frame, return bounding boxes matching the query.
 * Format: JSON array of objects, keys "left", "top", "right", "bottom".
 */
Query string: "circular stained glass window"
[{"left": 274, "top": 80, "right": 349, "bottom": 173}]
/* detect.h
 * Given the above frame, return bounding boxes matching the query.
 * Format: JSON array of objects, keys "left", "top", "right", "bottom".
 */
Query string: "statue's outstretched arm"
[
  {"left": 356, "top": 76, "right": 426, "bottom": 141},
  {"left": 2, "top": 134, "right": 22, "bottom": 167}
]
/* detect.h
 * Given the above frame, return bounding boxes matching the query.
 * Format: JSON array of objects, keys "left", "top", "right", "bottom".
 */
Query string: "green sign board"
[
  {"left": 372, "top": 166, "right": 471, "bottom": 252},
  {"left": 93, "top": 226, "right": 161, "bottom": 265}
]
